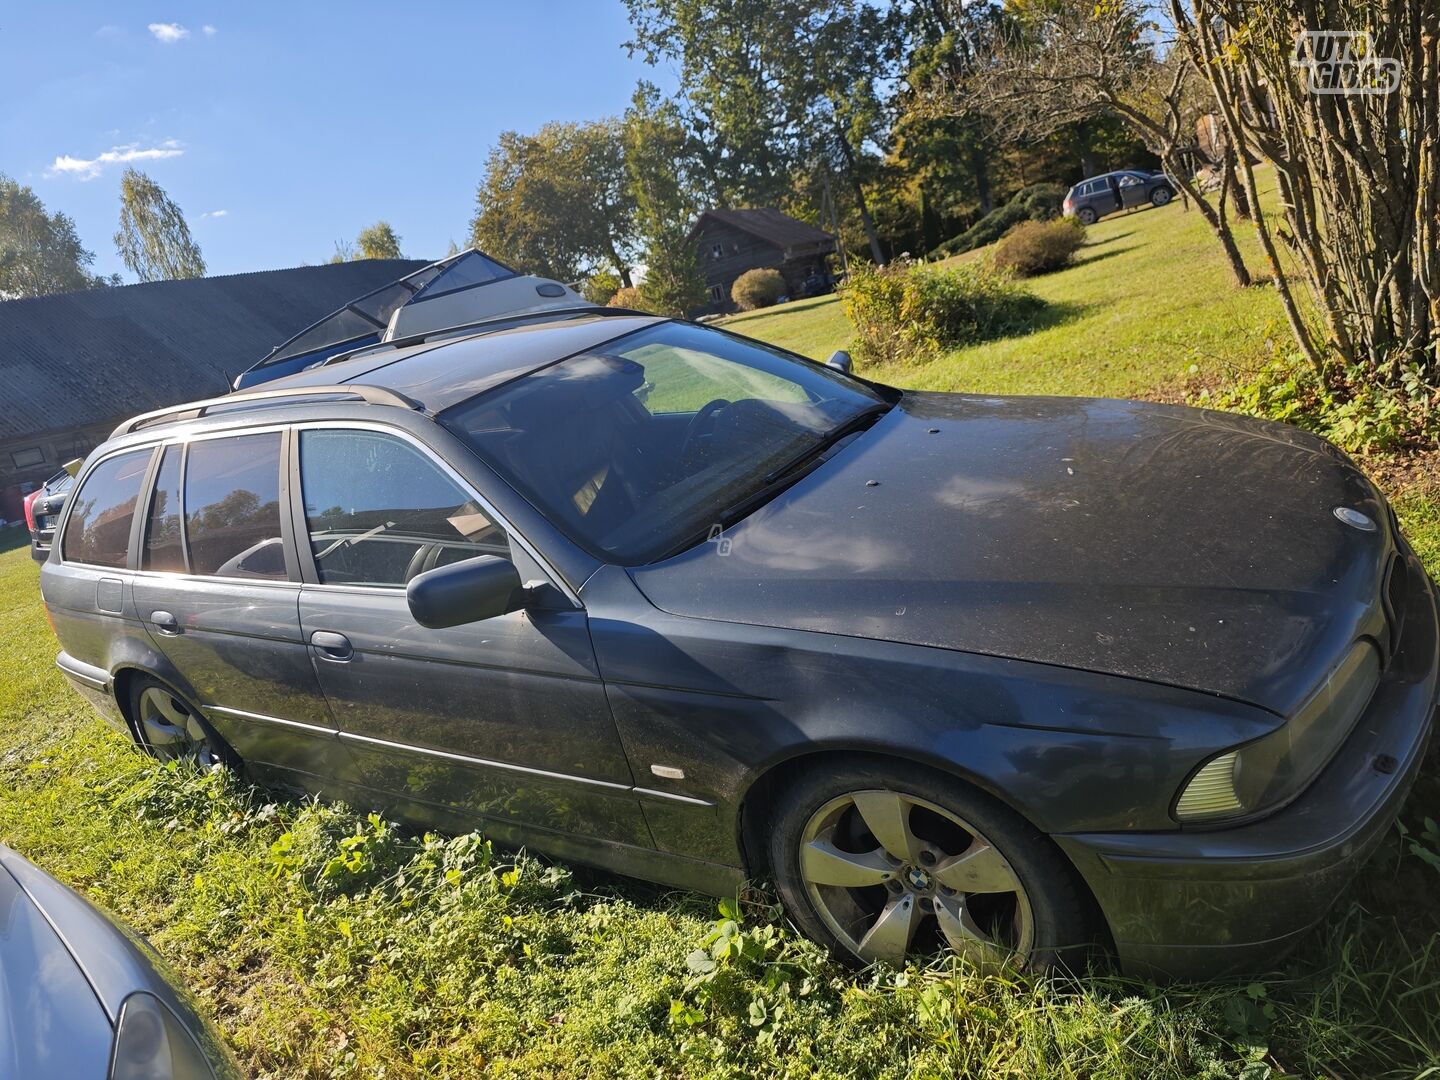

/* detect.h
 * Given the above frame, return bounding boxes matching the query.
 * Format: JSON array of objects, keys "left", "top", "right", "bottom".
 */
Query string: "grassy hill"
[
  {"left": 1, "top": 195, "right": 1439, "bottom": 1078},
  {"left": 723, "top": 194, "right": 1286, "bottom": 399}
]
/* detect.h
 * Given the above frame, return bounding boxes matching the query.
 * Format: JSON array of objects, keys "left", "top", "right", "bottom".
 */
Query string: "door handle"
[
  {"left": 150, "top": 610, "right": 179, "bottom": 635},
  {"left": 310, "top": 630, "right": 353, "bottom": 662}
]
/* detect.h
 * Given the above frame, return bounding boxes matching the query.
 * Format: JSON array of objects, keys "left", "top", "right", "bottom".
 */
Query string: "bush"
[
  {"left": 581, "top": 271, "right": 622, "bottom": 306},
  {"left": 993, "top": 218, "right": 1087, "bottom": 277},
  {"left": 731, "top": 267, "right": 786, "bottom": 311},
  {"left": 840, "top": 258, "right": 1045, "bottom": 366},
  {"left": 929, "top": 183, "right": 1069, "bottom": 260},
  {"left": 1198, "top": 356, "right": 1440, "bottom": 455},
  {"left": 607, "top": 285, "right": 658, "bottom": 313}
]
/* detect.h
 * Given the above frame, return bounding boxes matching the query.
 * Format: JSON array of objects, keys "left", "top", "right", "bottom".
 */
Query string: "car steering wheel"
[{"left": 679, "top": 398, "right": 731, "bottom": 464}]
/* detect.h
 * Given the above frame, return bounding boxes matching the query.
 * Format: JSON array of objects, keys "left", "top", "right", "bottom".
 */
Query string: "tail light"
[{"left": 23, "top": 490, "right": 39, "bottom": 531}]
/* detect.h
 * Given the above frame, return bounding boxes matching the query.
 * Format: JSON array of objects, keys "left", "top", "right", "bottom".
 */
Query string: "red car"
[{"left": 24, "top": 468, "right": 74, "bottom": 562}]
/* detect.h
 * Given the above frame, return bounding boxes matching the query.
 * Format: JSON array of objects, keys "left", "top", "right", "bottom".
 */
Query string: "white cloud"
[
  {"left": 95, "top": 25, "right": 122, "bottom": 38},
  {"left": 48, "top": 139, "right": 184, "bottom": 181},
  {"left": 148, "top": 22, "right": 189, "bottom": 43},
  {"left": 202, "top": 24, "right": 217, "bottom": 36},
  {"left": 201, "top": 209, "right": 228, "bottom": 219}
]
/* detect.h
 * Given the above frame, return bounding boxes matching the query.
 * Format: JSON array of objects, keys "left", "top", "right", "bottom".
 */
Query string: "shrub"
[
  {"left": 929, "top": 183, "right": 1069, "bottom": 259},
  {"left": 731, "top": 267, "right": 786, "bottom": 311},
  {"left": 993, "top": 218, "right": 1087, "bottom": 277},
  {"left": 608, "top": 285, "right": 659, "bottom": 313},
  {"left": 1197, "top": 356, "right": 1440, "bottom": 455},
  {"left": 581, "top": 271, "right": 622, "bottom": 306},
  {"left": 840, "top": 258, "right": 1045, "bottom": 365}
]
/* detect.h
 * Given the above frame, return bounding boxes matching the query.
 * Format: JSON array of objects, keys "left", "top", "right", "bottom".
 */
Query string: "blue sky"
[{"left": 1, "top": 3, "right": 675, "bottom": 279}]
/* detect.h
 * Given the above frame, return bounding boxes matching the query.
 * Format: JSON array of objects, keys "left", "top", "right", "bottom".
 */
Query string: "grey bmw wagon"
[{"left": 41, "top": 308, "right": 1438, "bottom": 980}]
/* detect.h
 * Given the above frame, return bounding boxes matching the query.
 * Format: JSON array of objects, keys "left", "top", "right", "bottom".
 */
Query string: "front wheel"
[
  {"left": 765, "top": 759, "right": 1095, "bottom": 971},
  {"left": 1150, "top": 187, "right": 1173, "bottom": 207}
]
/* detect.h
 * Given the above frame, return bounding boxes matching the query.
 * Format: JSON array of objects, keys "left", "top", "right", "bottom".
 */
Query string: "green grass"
[
  {"left": 724, "top": 196, "right": 1288, "bottom": 399},
  {"left": 5, "top": 185, "right": 1440, "bottom": 1076}
]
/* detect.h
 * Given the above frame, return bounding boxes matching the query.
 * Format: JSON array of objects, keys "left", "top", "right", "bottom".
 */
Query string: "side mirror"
[
  {"left": 825, "top": 350, "right": 853, "bottom": 374},
  {"left": 406, "top": 555, "right": 527, "bottom": 629}
]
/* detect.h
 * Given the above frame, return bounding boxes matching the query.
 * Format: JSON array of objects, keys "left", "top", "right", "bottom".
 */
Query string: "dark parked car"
[
  {"left": 0, "top": 844, "right": 239, "bottom": 1079},
  {"left": 25, "top": 467, "right": 75, "bottom": 562},
  {"left": 40, "top": 311, "right": 1438, "bottom": 980},
  {"left": 1063, "top": 170, "right": 1175, "bottom": 225}
]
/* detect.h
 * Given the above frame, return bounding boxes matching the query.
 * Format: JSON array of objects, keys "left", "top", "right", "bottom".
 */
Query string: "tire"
[
  {"left": 765, "top": 758, "right": 1097, "bottom": 972},
  {"left": 1150, "top": 187, "right": 1173, "bottom": 207},
  {"left": 1076, "top": 207, "right": 1098, "bottom": 226},
  {"left": 125, "top": 674, "right": 239, "bottom": 770}
]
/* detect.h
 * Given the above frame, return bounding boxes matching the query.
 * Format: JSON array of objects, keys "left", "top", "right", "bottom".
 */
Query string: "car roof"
[
  {"left": 115, "top": 311, "right": 666, "bottom": 440},
  {"left": 258, "top": 311, "right": 663, "bottom": 412}
]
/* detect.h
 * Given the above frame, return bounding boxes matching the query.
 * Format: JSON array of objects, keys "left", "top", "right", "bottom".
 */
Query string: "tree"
[
  {"left": 624, "top": 0, "right": 799, "bottom": 208},
  {"left": 0, "top": 174, "right": 112, "bottom": 297},
  {"left": 623, "top": 85, "right": 708, "bottom": 317},
  {"left": 1173, "top": 0, "right": 1438, "bottom": 391},
  {"left": 624, "top": 0, "right": 903, "bottom": 264},
  {"left": 355, "top": 221, "right": 402, "bottom": 260},
  {"left": 926, "top": 0, "right": 1254, "bottom": 287},
  {"left": 471, "top": 120, "right": 636, "bottom": 284},
  {"left": 113, "top": 168, "right": 206, "bottom": 282}
]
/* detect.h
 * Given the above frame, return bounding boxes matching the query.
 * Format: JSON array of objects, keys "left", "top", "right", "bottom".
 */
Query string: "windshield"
[{"left": 442, "top": 321, "right": 889, "bottom": 563}]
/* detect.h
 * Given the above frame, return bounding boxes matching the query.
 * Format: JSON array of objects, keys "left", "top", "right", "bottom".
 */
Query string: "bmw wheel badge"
[{"left": 1334, "top": 506, "right": 1377, "bottom": 532}]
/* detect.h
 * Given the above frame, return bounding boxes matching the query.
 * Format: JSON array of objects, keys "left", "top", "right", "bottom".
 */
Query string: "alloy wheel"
[
  {"left": 797, "top": 788, "right": 1034, "bottom": 967},
  {"left": 136, "top": 686, "right": 220, "bottom": 767}
]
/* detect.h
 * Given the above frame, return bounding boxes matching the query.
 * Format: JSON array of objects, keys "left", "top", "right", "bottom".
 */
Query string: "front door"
[
  {"left": 129, "top": 430, "right": 344, "bottom": 786},
  {"left": 1117, "top": 173, "right": 1148, "bottom": 209},
  {"left": 290, "top": 426, "right": 651, "bottom": 849}
]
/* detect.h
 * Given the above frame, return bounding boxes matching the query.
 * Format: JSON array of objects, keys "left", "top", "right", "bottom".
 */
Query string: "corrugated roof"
[
  {"left": 688, "top": 208, "right": 836, "bottom": 254},
  {"left": 0, "top": 259, "right": 428, "bottom": 440}
]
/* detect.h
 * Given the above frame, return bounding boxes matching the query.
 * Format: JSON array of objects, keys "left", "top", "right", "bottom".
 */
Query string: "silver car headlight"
[
  {"left": 1175, "top": 641, "right": 1381, "bottom": 823},
  {"left": 110, "top": 992, "right": 218, "bottom": 1080}
]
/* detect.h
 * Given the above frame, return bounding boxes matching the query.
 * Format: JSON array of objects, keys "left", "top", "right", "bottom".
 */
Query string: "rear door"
[
  {"left": 43, "top": 446, "right": 156, "bottom": 695},
  {"left": 291, "top": 424, "right": 651, "bottom": 849},
  {"left": 129, "top": 429, "right": 343, "bottom": 786}
]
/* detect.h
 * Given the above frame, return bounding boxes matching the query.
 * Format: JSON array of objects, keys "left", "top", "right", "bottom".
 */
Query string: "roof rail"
[{"left": 111, "top": 384, "right": 424, "bottom": 440}]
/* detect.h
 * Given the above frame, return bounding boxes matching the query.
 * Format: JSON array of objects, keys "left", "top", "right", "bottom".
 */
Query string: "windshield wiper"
[
  {"left": 646, "top": 403, "right": 893, "bottom": 564},
  {"left": 762, "top": 403, "right": 892, "bottom": 484}
]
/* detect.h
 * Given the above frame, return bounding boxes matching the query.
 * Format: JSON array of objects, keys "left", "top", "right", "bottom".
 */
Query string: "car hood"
[{"left": 630, "top": 392, "right": 1392, "bottom": 716}]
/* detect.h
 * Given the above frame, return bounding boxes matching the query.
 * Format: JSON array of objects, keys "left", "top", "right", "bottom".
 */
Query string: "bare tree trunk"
[
  {"left": 836, "top": 124, "right": 886, "bottom": 265},
  {"left": 969, "top": 143, "right": 993, "bottom": 216},
  {"left": 1222, "top": 144, "right": 1251, "bottom": 220}
]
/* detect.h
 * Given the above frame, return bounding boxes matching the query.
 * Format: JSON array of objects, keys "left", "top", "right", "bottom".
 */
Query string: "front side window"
[
  {"left": 443, "top": 320, "right": 889, "bottom": 563},
  {"left": 298, "top": 429, "right": 509, "bottom": 587},
  {"left": 62, "top": 449, "right": 152, "bottom": 568},
  {"left": 183, "top": 432, "right": 286, "bottom": 579}
]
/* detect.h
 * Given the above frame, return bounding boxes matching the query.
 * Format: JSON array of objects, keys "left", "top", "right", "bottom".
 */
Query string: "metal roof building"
[{"left": 0, "top": 259, "right": 426, "bottom": 522}]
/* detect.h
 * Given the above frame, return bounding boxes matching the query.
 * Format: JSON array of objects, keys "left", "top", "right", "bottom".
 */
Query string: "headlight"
[
  {"left": 1174, "top": 641, "right": 1380, "bottom": 823},
  {"left": 110, "top": 992, "right": 217, "bottom": 1080}
]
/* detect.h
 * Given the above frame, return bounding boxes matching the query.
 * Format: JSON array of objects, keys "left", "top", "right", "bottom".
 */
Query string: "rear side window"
[
  {"left": 298, "top": 429, "right": 509, "bottom": 587},
  {"left": 183, "top": 433, "right": 286, "bottom": 579},
  {"left": 143, "top": 444, "right": 185, "bottom": 572},
  {"left": 62, "top": 449, "right": 152, "bottom": 567}
]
